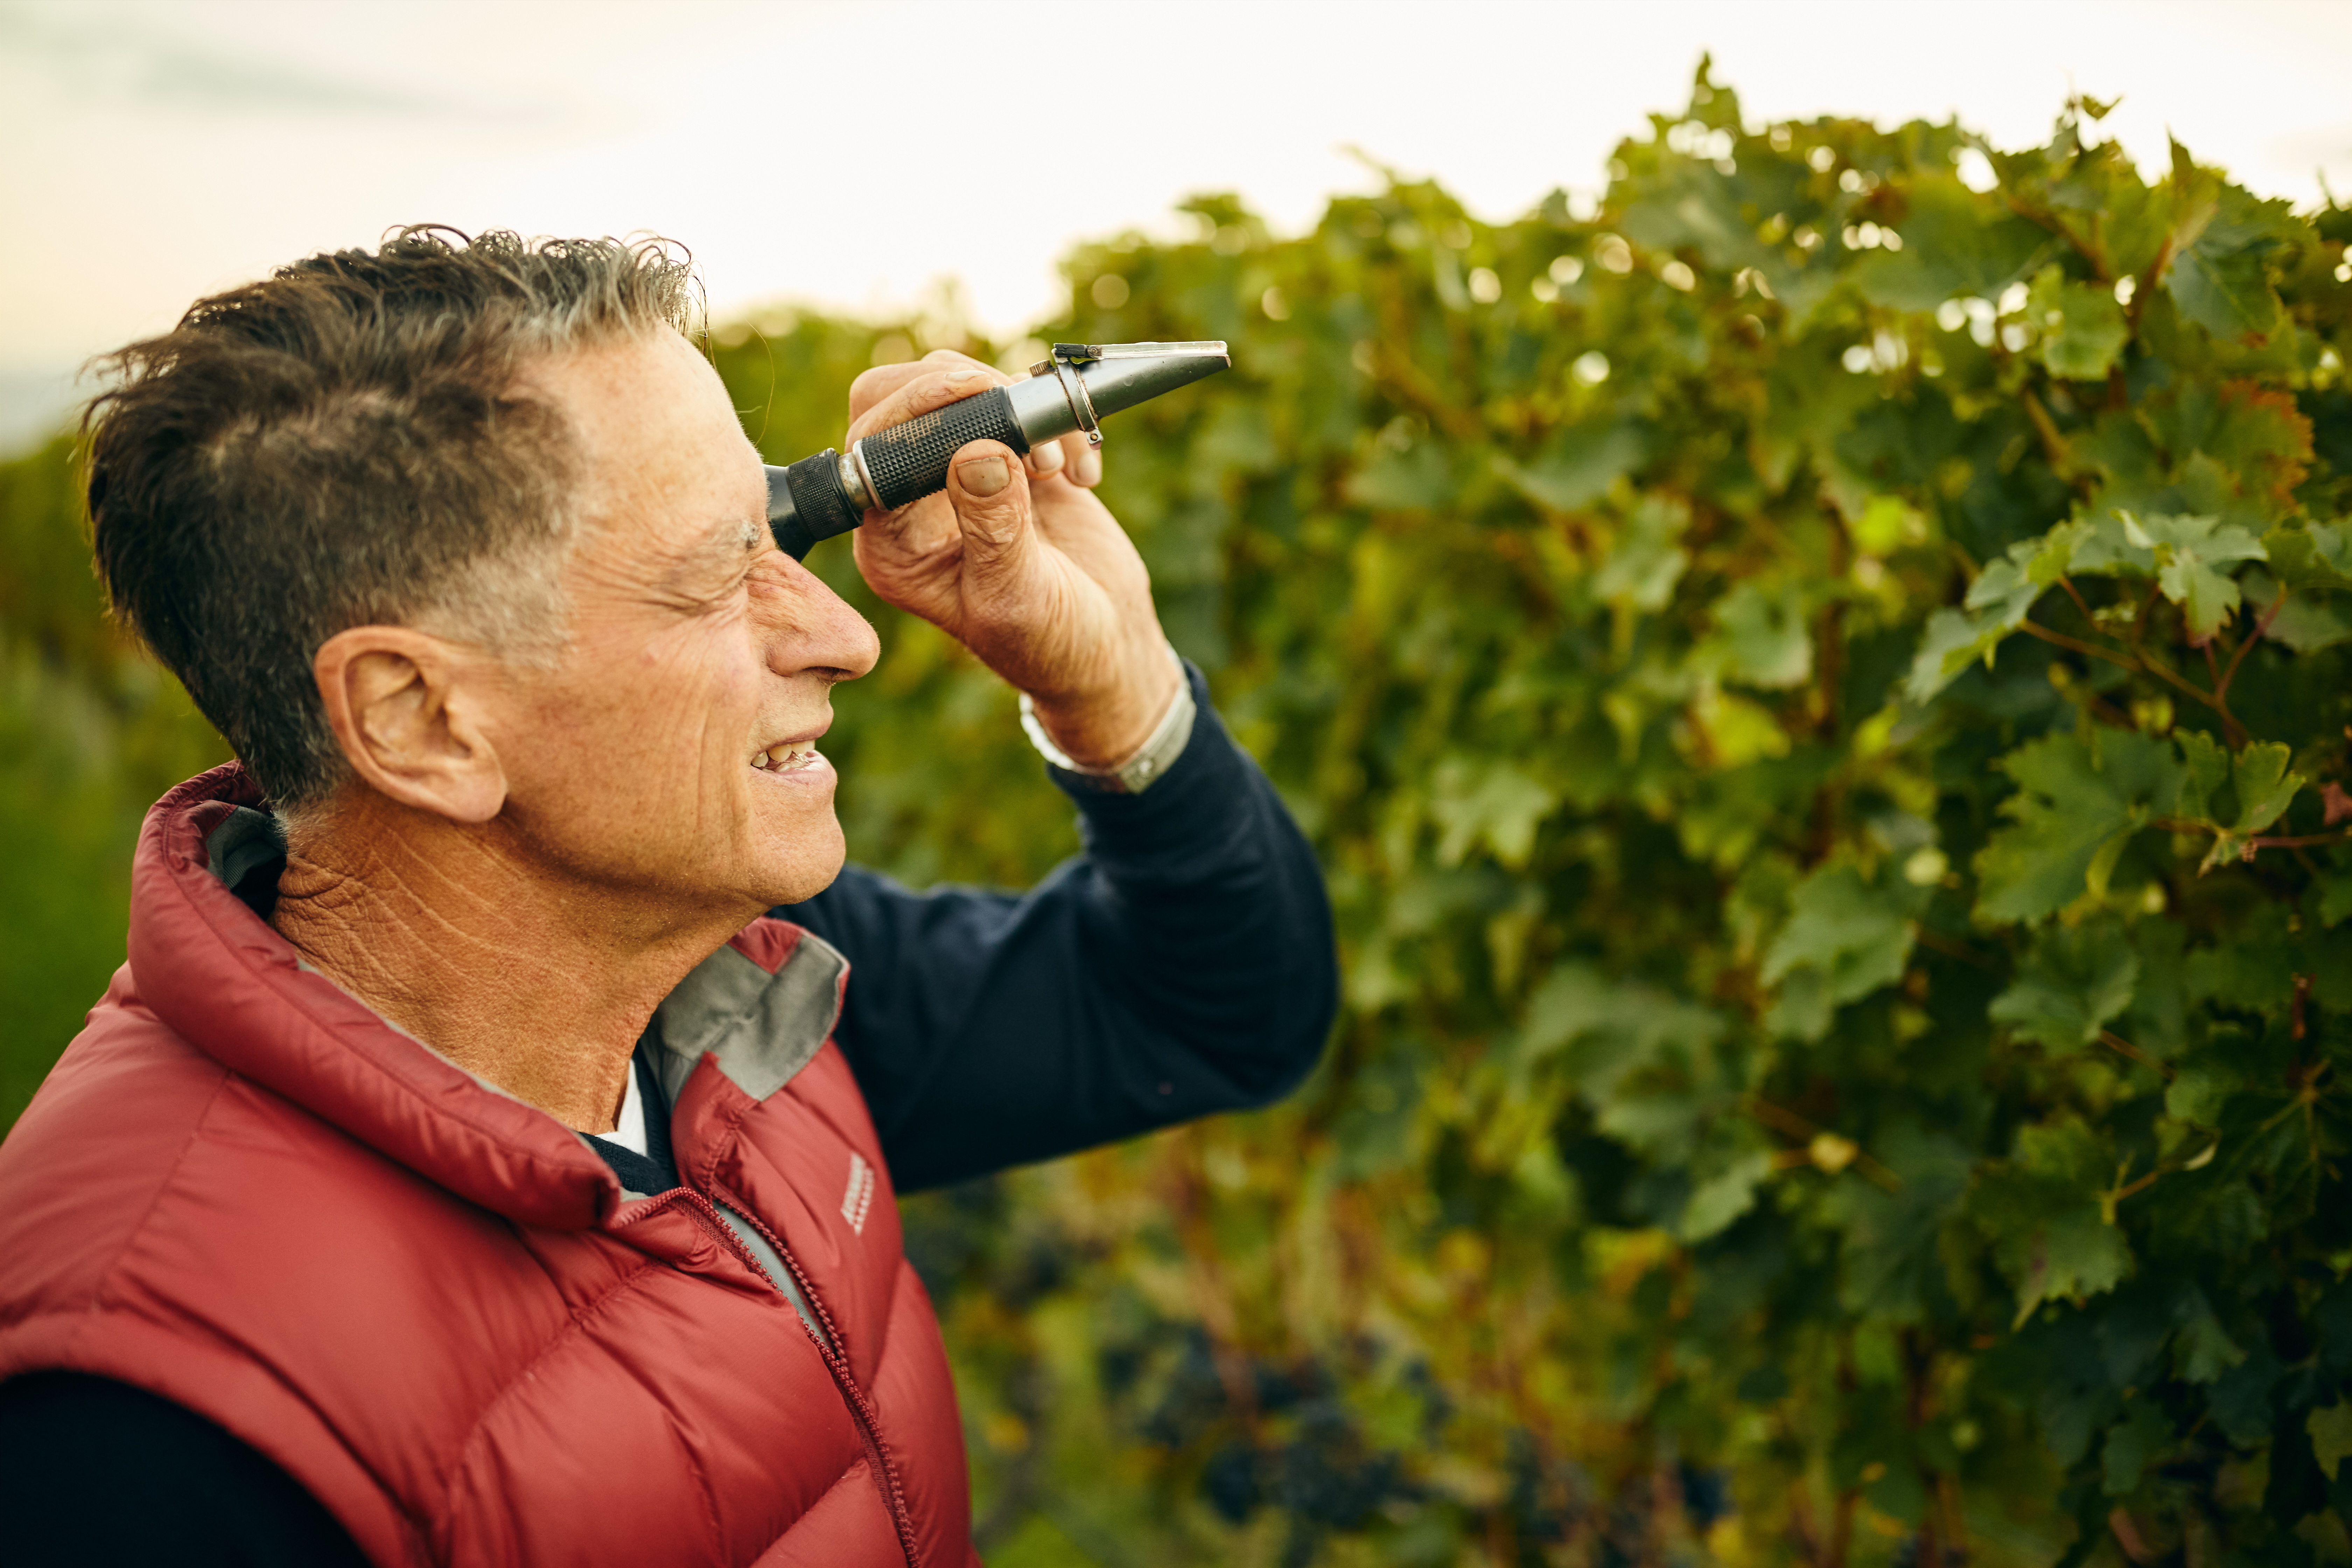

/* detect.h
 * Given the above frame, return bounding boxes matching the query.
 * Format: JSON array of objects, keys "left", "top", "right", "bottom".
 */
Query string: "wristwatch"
[{"left": 1018, "top": 644, "right": 1195, "bottom": 795}]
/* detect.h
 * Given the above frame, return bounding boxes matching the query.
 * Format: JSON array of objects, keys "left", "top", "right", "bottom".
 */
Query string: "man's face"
[{"left": 490, "top": 330, "right": 878, "bottom": 918}]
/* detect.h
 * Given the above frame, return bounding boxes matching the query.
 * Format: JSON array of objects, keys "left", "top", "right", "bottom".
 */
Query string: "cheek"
[{"left": 531, "top": 631, "right": 761, "bottom": 794}]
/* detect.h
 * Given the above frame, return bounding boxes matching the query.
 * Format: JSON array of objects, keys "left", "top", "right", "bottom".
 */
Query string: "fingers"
[
  {"left": 944, "top": 439, "right": 1037, "bottom": 592},
  {"left": 1060, "top": 433, "right": 1103, "bottom": 488},
  {"left": 846, "top": 361, "right": 1006, "bottom": 446},
  {"left": 847, "top": 348, "right": 993, "bottom": 424}
]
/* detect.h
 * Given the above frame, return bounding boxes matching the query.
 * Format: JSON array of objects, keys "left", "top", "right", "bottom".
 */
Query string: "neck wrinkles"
[{"left": 270, "top": 791, "right": 757, "bottom": 1134}]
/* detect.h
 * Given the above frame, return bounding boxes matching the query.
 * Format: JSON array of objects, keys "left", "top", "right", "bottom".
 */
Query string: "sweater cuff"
[{"left": 1051, "top": 660, "right": 1253, "bottom": 860}]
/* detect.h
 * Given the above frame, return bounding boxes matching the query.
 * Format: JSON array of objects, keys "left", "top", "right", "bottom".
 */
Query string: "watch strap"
[{"left": 1018, "top": 647, "right": 1195, "bottom": 795}]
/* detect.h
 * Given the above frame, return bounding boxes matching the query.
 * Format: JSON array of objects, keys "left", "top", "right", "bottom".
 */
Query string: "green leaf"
[
  {"left": 1704, "top": 581, "right": 1812, "bottom": 689},
  {"left": 1761, "top": 864, "right": 1921, "bottom": 1040},
  {"left": 1989, "top": 919, "right": 2139, "bottom": 1049},
  {"left": 2118, "top": 511, "right": 2266, "bottom": 641},
  {"left": 1851, "top": 173, "right": 2051, "bottom": 309},
  {"left": 1903, "top": 607, "right": 2002, "bottom": 702},
  {"left": 2231, "top": 742, "right": 2300, "bottom": 834},
  {"left": 1345, "top": 441, "right": 1457, "bottom": 511},
  {"left": 1430, "top": 758, "right": 1559, "bottom": 869},
  {"left": 2164, "top": 180, "right": 2288, "bottom": 344},
  {"left": 1822, "top": 1125, "right": 1976, "bottom": 1320},
  {"left": 1593, "top": 495, "right": 1691, "bottom": 612},
  {"left": 1849, "top": 494, "right": 1925, "bottom": 556},
  {"left": 2102, "top": 1400, "right": 2170, "bottom": 1496},
  {"left": 2175, "top": 732, "right": 2302, "bottom": 868},
  {"left": 1977, "top": 1120, "right": 2133, "bottom": 1324},
  {"left": 2066, "top": 509, "right": 2159, "bottom": 577},
  {"left": 1976, "top": 732, "right": 2184, "bottom": 924},
  {"left": 2173, "top": 1288, "right": 2246, "bottom": 1383},
  {"left": 2175, "top": 729, "right": 2232, "bottom": 822},
  {"left": 2260, "top": 522, "right": 2352, "bottom": 594},
  {"left": 1904, "top": 524, "right": 2083, "bottom": 701},
  {"left": 2245, "top": 570, "right": 2352, "bottom": 653},
  {"left": 1678, "top": 1148, "right": 1774, "bottom": 1242},
  {"left": 2186, "top": 904, "right": 2297, "bottom": 1006},
  {"left": 2312, "top": 1402, "right": 2352, "bottom": 1482},
  {"left": 2209, "top": 1350, "right": 2284, "bottom": 1447},
  {"left": 1499, "top": 421, "right": 1648, "bottom": 512},
  {"left": 2166, "top": 1061, "right": 2242, "bottom": 1126},
  {"left": 2027, "top": 265, "right": 2132, "bottom": 381}
]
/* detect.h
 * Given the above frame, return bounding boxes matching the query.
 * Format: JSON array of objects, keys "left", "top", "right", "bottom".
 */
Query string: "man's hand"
[{"left": 845, "top": 349, "right": 1181, "bottom": 770}]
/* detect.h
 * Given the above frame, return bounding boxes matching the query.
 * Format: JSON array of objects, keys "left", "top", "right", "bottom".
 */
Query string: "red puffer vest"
[{"left": 0, "top": 764, "right": 977, "bottom": 1567}]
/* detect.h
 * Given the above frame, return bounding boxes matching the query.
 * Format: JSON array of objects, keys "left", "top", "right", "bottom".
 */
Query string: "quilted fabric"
[{"left": 0, "top": 764, "right": 977, "bottom": 1567}]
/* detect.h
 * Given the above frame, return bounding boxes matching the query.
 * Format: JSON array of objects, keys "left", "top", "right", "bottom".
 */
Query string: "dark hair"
[{"left": 83, "top": 225, "right": 698, "bottom": 810}]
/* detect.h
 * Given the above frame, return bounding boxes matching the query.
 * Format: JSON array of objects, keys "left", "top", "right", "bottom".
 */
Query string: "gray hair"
[{"left": 84, "top": 225, "right": 698, "bottom": 809}]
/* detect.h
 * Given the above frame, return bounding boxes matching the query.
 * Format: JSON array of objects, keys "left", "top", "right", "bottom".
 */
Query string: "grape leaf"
[
  {"left": 2244, "top": 570, "right": 2352, "bottom": 653},
  {"left": 1761, "top": 864, "right": 1923, "bottom": 1040},
  {"left": 2174, "top": 1287, "right": 2246, "bottom": 1384},
  {"left": 2175, "top": 729, "right": 2234, "bottom": 823},
  {"left": 1904, "top": 524, "right": 2082, "bottom": 700},
  {"left": 1499, "top": 421, "right": 1650, "bottom": 512},
  {"left": 1989, "top": 919, "right": 2140, "bottom": 1050},
  {"left": 2176, "top": 731, "right": 2302, "bottom": 869},
  {"left": 1976, "top": 732, "right": 2185, "bottom": 923},
  {"left": 2231, "top": 743, "right": 2301, "bottom": 834},
  {"left": 1677, "top": 1148, "right": 1774, "bottom": 1242},
  {"left": 1593, "top": 495, "right": 1691, "bottom": 612},
  {"left": 2102, "top": 1400, "right": 2171, "bottom": 1496},
  {"left": 2259, "top": 522, "right": 2352, "bottom": 593},
  {"left": 1976, "top": 1120, "right": 2134, "bottom": 1325},
  {"left": 2118, "top": 510, "right": 2266, "bottom": 640},
  {"left": 2028, "top": 265, "right": 2132, "bottom": 382},
  {"left": 2164, "top": 175, "right": 2290, "bottom": 345},
  {"left": 1851, "top": 173, "right": 2051, "bottom": 309},
  {"left": 1431, "top": 758, "right": 1559, "bottom": 868},
  {"left": 1703, "top": 580, "right": 1812, "bottom": 689},
  {"left": 1903, "top": 607, "right": 2001, "bottom": 702},
  {"left": 1345, "top": 441, "right": 1458, "bottom": 511}
]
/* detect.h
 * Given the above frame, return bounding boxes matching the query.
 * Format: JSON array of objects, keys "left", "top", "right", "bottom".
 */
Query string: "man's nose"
[{"left": 762, "top": 556, "right": 880, "bottom": 682}]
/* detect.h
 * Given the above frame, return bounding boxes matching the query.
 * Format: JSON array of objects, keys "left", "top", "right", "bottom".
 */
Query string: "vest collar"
[{"left": 127, "top": 763, "right": 846, "bottom": 1232}]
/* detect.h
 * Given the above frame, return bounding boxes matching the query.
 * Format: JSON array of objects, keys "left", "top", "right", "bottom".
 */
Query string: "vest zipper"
[{"left": 672, "top": 1182, "right": 925, "bottom": 1568}]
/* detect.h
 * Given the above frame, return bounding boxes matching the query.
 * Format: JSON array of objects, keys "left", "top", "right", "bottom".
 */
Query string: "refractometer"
[{"left": 763, "top": 340, "right": 1230, "bottom": 559}]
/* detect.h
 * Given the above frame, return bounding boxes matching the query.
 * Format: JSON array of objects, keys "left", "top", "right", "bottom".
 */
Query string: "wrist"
[{"left": 1023, "top": 638, "right": 1185, "bottom": 771}]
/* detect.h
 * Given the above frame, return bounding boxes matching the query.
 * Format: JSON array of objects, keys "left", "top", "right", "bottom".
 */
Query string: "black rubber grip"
[
  {"left": 779, "top": 450, "right": 860, "bottom": 560},
  {"left": 859, "top": 385, "right": 1030, "bottom": 511}
]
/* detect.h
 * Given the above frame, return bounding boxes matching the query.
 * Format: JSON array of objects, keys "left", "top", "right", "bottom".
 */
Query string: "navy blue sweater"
[{"left": 0, "top": 665, "right": 1336, "bottom": 1563}]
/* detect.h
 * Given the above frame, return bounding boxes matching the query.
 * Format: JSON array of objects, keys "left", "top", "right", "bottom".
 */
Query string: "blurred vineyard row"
[{"left": 9, "top": 64, "right": 2352, "bottom": 1568}]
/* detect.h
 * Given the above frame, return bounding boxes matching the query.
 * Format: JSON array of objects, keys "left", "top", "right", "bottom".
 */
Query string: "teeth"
[{"left": 752, "top": 744, "right": 824, "bottom": 773}]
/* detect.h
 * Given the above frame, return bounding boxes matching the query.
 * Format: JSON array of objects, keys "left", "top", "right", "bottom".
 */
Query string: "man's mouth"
[{"left": 750, "top": 743, "right": 826, "bottom": 774}]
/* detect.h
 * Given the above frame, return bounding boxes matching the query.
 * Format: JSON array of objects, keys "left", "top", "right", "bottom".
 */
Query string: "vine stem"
[
  {"left": 1744, "top": 1097, "right": 1903, "bottom": 1191},
  {"left": 2017, "top": 619, "right": 2249, "bottom": 747},
  {"left": 2099, "top": 1030, "right": 2174, "bottom": 1082},
  {"left": 2214, "top": 584, "right": 2289, "bottom": 706},
  {"left": 2155, "top": 817, "right": 2352, "bottom": 854}
]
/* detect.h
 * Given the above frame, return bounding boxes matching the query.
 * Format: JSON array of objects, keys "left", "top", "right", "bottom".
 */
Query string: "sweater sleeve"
[
  {"left": 778, "top": 662, "right": 1336, "bottom": 1193},
  {"left": 0, "top": 1372, "right": 370, "bottom": 1567}
]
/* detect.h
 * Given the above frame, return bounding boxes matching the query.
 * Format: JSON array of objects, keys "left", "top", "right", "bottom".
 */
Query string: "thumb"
[{"left": 944, "top": 440, "right": 1037, "bottom": 589}]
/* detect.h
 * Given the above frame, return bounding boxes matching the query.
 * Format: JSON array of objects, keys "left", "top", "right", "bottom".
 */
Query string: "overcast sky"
[{"left": 3, "top": 0, "right": 2348, "bottom": 450}]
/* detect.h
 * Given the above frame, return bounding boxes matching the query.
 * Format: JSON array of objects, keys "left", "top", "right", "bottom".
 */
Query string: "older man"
[{"left": 0, "top": 230, "right": 1333, "bottom": 1566}]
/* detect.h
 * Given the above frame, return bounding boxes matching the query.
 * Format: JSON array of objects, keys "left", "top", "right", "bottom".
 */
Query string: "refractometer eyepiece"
[{"left": 764, "top": 340, "right": 1229, "bottom": 560}]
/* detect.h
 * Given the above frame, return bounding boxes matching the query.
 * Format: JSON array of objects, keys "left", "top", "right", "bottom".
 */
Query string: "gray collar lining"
[{"left": 648, "top": 933, "right": 847, "bottom": 1104}]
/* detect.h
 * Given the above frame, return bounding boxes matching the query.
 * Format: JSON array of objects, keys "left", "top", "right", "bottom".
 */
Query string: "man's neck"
[{"left": 269, "top": 792, "right": 758, "bottom": 1133}]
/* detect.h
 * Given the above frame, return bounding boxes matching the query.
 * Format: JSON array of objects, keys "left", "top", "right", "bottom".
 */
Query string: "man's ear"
[{"left": 313, "top": 626, "right": 508, "bottom": 824}]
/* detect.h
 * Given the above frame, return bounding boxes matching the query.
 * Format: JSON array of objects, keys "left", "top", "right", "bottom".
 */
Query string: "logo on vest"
[{"left": 840, "top": 1152, "right": 876, "bottom": 1235}]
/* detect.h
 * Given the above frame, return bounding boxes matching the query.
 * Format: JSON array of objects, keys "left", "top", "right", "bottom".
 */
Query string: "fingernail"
[
  {"left": 1073, "top": 444, "right": 1103, "bottom": 486},
  {"left": 958, "top": 454, "right": 1010, "bottom": 496},
  {"left": 1028, "top": 440, "right": 1064, "bottom": 475},
  {"left": 946, "top": 369, "right": 987, "bottom": 387}
]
